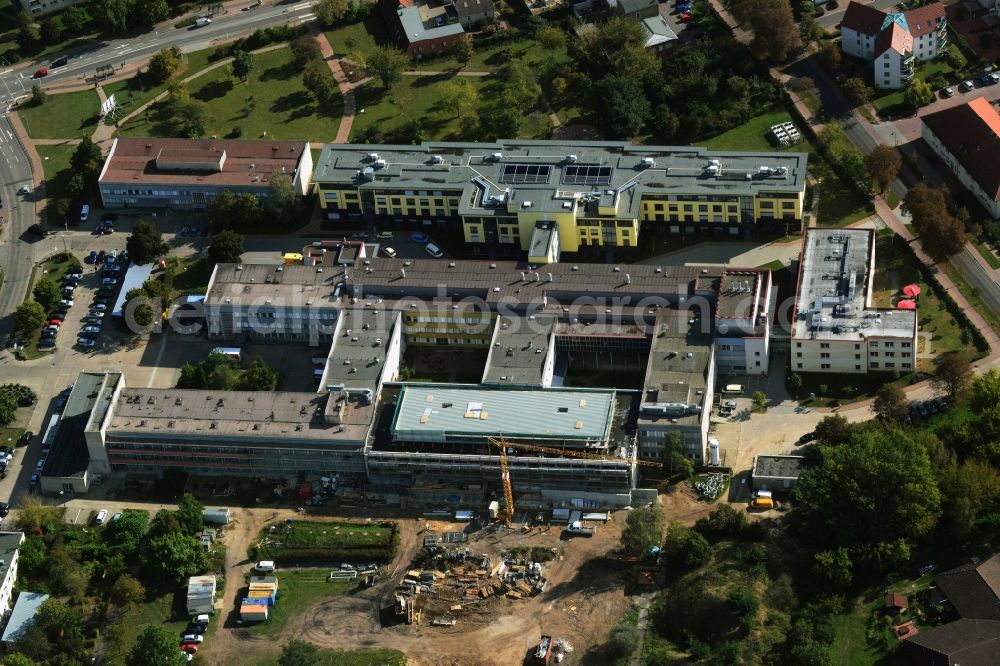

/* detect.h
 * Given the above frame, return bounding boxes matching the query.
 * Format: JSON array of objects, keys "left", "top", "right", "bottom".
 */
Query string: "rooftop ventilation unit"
[
  {"left": 430, "top": 154, "right": 444, "bottom": 164},
  {"left": 565, "top": 154, "right": 578, "bottom": 163},
  {"left": 366, "top": 152, "right": 380, "bottom": 162},
  {"left": 489, "top": 152, "right": 502, "bottom": 161},
  {"left": 640, "top": 157, "right": 655, "bottom": 168}
]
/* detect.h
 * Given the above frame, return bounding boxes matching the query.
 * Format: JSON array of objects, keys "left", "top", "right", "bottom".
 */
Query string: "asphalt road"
[
  {"left": 0, "top": 0, "right": 318, "bottom": 106},
  {"left": 952, "top": 247, "right": 1000, "bottom": 321},
  {"left": 817, "top": 0, "right": 902, "bottom": 29},
  {"left": 0, "top": 115, "right": 37, "bottom": 343}
]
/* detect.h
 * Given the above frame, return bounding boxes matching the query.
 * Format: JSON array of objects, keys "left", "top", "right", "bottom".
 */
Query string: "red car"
[
  {"left": 180, "top": 644, "right": 198, "bottom": 654},
  {"left": 33, "top": 66, "right": 48, "bottom": 78},
  {"left": 46, "top": 319, "right": 62, "bottom": 327},
  {"left": 679, "top": 12, "right": 692, "bottom": 21}
]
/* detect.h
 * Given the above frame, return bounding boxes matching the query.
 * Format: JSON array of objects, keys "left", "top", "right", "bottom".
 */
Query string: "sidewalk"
[{"left": 313, "top": 26, "right": 356, "bottom": 144}]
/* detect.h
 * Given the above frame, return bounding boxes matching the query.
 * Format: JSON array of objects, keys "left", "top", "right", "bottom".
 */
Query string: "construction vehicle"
[{"left": 487, "top": 436, "right": 662, "bottom": 526}]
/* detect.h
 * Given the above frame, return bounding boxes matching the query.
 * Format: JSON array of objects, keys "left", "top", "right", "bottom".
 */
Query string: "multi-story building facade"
[
  {"left": 0, "top": 532, "right": 26, "bottom": 617},
  {"left": 312, "top": 141, "right": 809, "bottom": 257},
  {"left": 922, "top": 98, "right": 1000, "bottom": 220},
  {"left": 791, "top": 228, "right": 918, "bottom": 375},
  {"left": 16, "top": 0, "right": 85, "bottom": 17},
  {"left": 98, "top": 138, "right": 313, "bottom": 209},
  {"left": 840, "top": 2, "right": 946, "bottom": 90}
]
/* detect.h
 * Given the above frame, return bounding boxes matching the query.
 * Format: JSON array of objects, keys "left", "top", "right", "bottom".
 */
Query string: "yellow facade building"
[{"left": 313, "top": 142, "right": 808, "bottom": 260}]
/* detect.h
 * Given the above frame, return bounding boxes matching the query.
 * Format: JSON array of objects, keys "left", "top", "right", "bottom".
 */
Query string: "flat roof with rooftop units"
[
  {"left": 314, "top": 141, "right": 808, "bottom": 219},
  {"left": 638, "top": 316, "right": 713, "bottom": 428},
  {"left": 482, "top": 315, "right": 557, "bottom": 386},
  {"left": 792, "top": 228, "right": 916, "bottom": 341},
  {"left": 321, "top": 308, "right": 402, "bottom": 391},
  {"left": 391, "top": 385, "right": 617, "bottom": 447}
]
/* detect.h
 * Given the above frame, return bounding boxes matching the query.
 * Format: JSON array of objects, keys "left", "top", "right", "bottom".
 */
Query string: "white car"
[
  {"left": 60, "top": 299, "right": 74, "bottom": 307},
  {"left": 381, "top": 246, "right": 397, "bottom": 258},
  {"left": 19, "top": 185, "right": 30, "bottom": 194},
  {"left": 181, "top": 634, "right": 204, "bottom": 644},
  {"left": 424, "top": 242, "right": 444, "bottom": 258},
  {"left": 95, "top": 509, "right": 108, "bottom": 524},
  {"left": 35, "top": 459, "right": 45, "bottom": 471},
  {"left": 80, "top": 204, "right": 89, "bottom": 222}
]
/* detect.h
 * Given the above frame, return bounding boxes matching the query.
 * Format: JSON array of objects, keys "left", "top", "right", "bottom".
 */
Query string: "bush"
[{"left": 606, "top": 622, "right": 637, "bottom": 660}]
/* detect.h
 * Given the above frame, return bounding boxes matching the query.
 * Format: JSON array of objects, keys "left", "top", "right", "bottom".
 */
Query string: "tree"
[
  {"left": 945, "top": 44, "right": 967, "bottom": 71},
  {"left": 453, "top": 34, "right": 474, "bottom": 66},
  {"left": 537, "top": 26, "right": 567, "bottom": 52},
  {"left": 303, "top": 59, "right": 339, "bottom": 107},
  {"left": 728, "top": 0, "right": 800, "bottom": 62},
  {"left": 620, "top": 503, "right": 663, "bottom": 556},
  {"left": 971, "top": 368, "right": 1000, "bottom": 413},
  {"left": 932, "top": 353, "right": 973, "bottom": 401},
  {"left": 440, "top": 79, "right": 479, "bottom": 119},
  {"left": 317, "top": 0, "right": 349, "bottom": 26},
  {"left": 207, "top": 190, "right": 264, "bottom": 233},
  {"left": 231, "top": 49, "right": 255, "bottom": 83},
  {"left": 812, "top": 547, "right": 853, "bottom": 590},
  {"left": 176, "top": 493, "right": 205, "bottom": 535},
  {"left": 904, "top": 184, "right": 966, "bottom": 262},
  {"left": 813, "top": 414, "right": 853, "bottom": 446},
  {"left": 817, "top": 42, "right": 841, "bottom": 72},
  {"left": 605, "top": 622, "right": 638, "bottom": 660},
  {"left": 752, "top": 390, "right": 768, "bottom": 410},
  {"left": 799, "top": 14, "right": 822, "bottom": 47},
  {"left": 871, "top": 383, "right": 907, "bottom": 422},
  {"left": 0, "top": 393, "right": 15, "bottom": 428},
  {"left": 279, "top": 639, "right": 322, "bottom": 666},
  {"left": 31, "top": 598, "right": 87, "bottom": 660},
  {"left": 694, "top": 504, "right": 748, "bottom": 541},
  {"left": 791, "top": 429, "right": 941, "bottom": 551},
  {"left": 662, "top": 523, "right": 711, "bottom": 570},
  {"left": 147, "top": 47, "right": 182, "bottom": 83},
  {"left": 571, "top": 16, "right": 658, "bottom": 80},
  {"left": 105, "top": 509, "right": 149, "bottom": 556},
  {"left": 162, "top": 83, "right": 207, "bottom": 138},
  {"left": 13, "top": 301, "right": 47, "bottom": 339},
  {"left": 32, "top": 279, "right": 61, "bottom": 311},
  {"left": 62, "top": 6, "right": 89, "bottom": 33},
  {"left": 208, "top": 230, "right": 245, "bottom": 264},
  {"left": 904, "top": 79, "right": 934, "bottom": 108},
  {"left": 593, "top": 75, "right": 649, "bottom": 138},
  {"left": 239, "top": 358, "right": 280, "bottom": 391},
  {"left": 39, "top": 18, "right": 61, "bottom": 44},
  {"left": 132, "top": 302, "right": 155, "bottom": 328},
  {"left": 291, "top": 35, "right": 323, "bottom": 67},
  {"left": 265, "top": 174, "right": 301, "bottom": 224},
  {"left": 126, "top": 220, "right": 168, "bottom": 265},
  {"left": 864, "top": 145, "right": 901, "bottom": 195},
  {"left": 30, "top": 85, "right": 46, "bottom": 106},
  {"left": 71, "top": 136, "right": 103, "bottom": 174},
  {"left": 126, "top": 625, "right": 187, "bottom": 666},
  {"left": 111, "top": 574, "right": 146, "bottom": 608},
  {"left": 364, "top": 46, "right": 407, "bottom": 89},
  {"left": 141, "top": 533, "right": 209, "bottom": 582},
  {"left": 478, "top": 100, "right": 521, "bottom": 139},
  {"left": 16, "top": 22, "right": 40, "bottom": 54},
  {"left": 3, "top": 654, "right": 37, "bottom": 666},
  {"left": 842, "top": 77, "right": 873, "bottom": 106},
  {"left": 97, "top": 0, "right": 131, "bottom": 33},
  {"left": 662, "top": 431, "right": 691, "bottom": 476}
]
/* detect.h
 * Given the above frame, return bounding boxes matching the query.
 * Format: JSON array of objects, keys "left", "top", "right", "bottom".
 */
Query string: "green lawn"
[
  {"left": 36, "top": 143, "right": 77, "bottom": 204},
  {"left": 973, "top": 240, "right": 1000, "bottom": 269},
  {"left": 873, "top": 60, "right": 956, "bottom": 112},
  {"left": 241, "top": 570, "right": 353, "bottom": 638},
  {"left": 0, "top": 428, "right": 25, "bottom": 450},
  {"left": 36, "top": 251, "right": 82, "bottom": 286},
  {"left": 279, "top": 521, "right": 394, "bottom": 549},
  {"left": 411, "top": 35, "right": 571, "bottom": 73},
  {"left": 324, "top": 14, "right": 391, "bottom": 60},
  {"left": 830, "top": 598, "right": 884, "bottom": 666},
  {"left": 942, "top": 258, "right": 1000, "bottom": 333},
  {"left": 102, "top": 591, "right": 190, "bottom": 664},
  {"left": 118, "top": 46, "right": 342, "bottom": 141},
  {"left": 351, "top": 74, "right": 496, "bottom": 141},
  {"left": 700, "top": 109, "right": 873, "bottom": 227},
  {"left": 871, "top": 234, "right": 984, "bottom": 369},
  {"left": 169, "top": 256, "right": 214, "bottom": 295},
  {"left": 19, "top": 89, "right": 101, "bottom": 140}
]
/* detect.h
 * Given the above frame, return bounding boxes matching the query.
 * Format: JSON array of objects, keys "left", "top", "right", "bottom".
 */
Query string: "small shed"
[
  {"left": 894, "top": 620, "right": 919, "bottom": 640},
  {"left": 240, "top": 597, "right": 269, "bottom": 622},
  {"left": 203, "top": 507, "right": 231, "bottom": 525},
  {"left": 886, "top": 592, "right": 909, "bottom": 613}
]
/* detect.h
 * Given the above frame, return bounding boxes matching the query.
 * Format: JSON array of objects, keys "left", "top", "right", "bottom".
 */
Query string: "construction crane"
[{"left": 487, "top": 436, "right": 662, "bottom": 526}]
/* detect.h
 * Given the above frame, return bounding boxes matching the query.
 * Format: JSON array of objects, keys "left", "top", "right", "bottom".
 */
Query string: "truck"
[
  {"left": 749, "top": 497, "right": 774, "bottom": 510},
  {"left": 565, "top": 521, "right": 595, "bottom": 537},
  {"left": 194, "top": 16, "right": 212, "bottom": 27}
]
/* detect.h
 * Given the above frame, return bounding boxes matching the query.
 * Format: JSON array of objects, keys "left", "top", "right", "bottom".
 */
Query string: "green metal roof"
[{"left": 391, "top": 385, "right": 616, "bottom": 442}]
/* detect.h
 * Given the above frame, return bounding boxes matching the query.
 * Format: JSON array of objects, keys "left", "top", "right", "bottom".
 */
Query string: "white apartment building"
[
  {"left": 0, "top": 532, "right": 26, "bottom": 618},
  {"left": 922, "top": 98, "right": 1000, "bottom": 220},
  {"left": 17, "top": 0, "right": 85, "bottom": 16},
  {"left": 791, "top": 228, "right": 918, "bottom": 375},
  {"left": 840, "top": 2, "right": 947, "bottom": 90}
]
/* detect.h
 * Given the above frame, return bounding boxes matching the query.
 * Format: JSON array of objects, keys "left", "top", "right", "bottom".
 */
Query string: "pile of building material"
[
  {"left": 395, "top": 544, "right": 550, "bottom": 625},
  {"left": 186, "top": 575, "right": 216, "bottom": 616}
]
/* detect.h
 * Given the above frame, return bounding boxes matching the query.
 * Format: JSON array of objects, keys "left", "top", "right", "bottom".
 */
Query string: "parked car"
[
  {"left": 410, "top": 232, "right": 429, "bottom": 244},
  {"left": 97, "top": 250, "right": 107, "bottom": 263},
  {"left": 181, "top": 635, "right": 204, "bottom": 644},
  {"left": 94, "top": 510, "right": 108, "bottom": 525},
  {"left": 424, "top": 242, "right": 444, "bottom": 258},
  {"left": 86, "top": 251, "right": 98, "bottom": 264},
  {"left": 381, "top": 246, "right": 397, "bottom": 258},
  {"left": 960, "top": 80, "right": 975, "bottom": 92},
  {"left": 30, "top": 473, "right": 39, "bottom": 486},
  {"left": 101, "top": 277, "right": 118, "bottom": 286},
  {"left": 377, "top": 231, "right": 393, "bottom": 239},
  {"left": 112, "top": 511, "right": 123, "bottom": 522},
  {"left": 60, "top": 299, "right": 74, "bottom": 308},
  {"left": 82, "top": 325, "right": 102, "bottom": 334},
  {"left": 35, "top": 459, "right": 45, "bottom": 471},
  {"left": 0, "top": 503, "right": 9, "bottom": 517},
  {"left": 19, "top": 184, "right": 30, "bottom": 195},
  {"left": 46, "top": 318, "right": 63, "bottom": 326},
  {"left": 80, "top": 204, "right": 90, "bottom": 222},
  {"left": 28, "top": 223, "right": 49, "bottom": 238},
  {"left": 679, "top": 12, "right": 692, "bottom": 21},
  {"left": 185, "top": 623, "right": 208, "bottom": 635}
]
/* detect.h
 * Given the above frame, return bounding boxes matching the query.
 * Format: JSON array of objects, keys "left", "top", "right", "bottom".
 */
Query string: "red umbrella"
[
  {"left": 896, "top": 299, "right": 916, "bottom": 310},
  {"left": 902, "top": 284, "right": 921, "bottom": 298}
]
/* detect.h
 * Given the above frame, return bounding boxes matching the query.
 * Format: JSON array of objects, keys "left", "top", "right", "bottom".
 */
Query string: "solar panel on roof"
[
  {"left": 499, "top": 164, "right": 552, "bottom": 184},
  {"left": 562, "top": 165, "right": 613, "bottom": 186}
]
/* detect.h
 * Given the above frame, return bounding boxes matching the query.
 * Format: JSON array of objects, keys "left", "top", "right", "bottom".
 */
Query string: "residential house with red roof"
[
  {"left": 922, "top": 98, "right": 1000, "bottom": 219},
  {"left": 840, "top": 1, "right": 947, "bottom": 89}
]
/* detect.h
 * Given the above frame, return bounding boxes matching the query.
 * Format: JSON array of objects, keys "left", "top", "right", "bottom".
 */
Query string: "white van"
[
  {"left": 195, "top": 17, "right": 212, "bottom": 27},
  {"left": 424, "top": 242, "right": 444, "bottom": 258},
  {"left": 722, "top": 384, "right": 744, "bottom": 394},
  {"left": 255, "top": 561, "right": 276, "bottom": 572},
  {"left": 752, "top": 490, "right": 772, "bottom": 499},
  {"left": 95, "top": 510, "right": 108, "bottom": 525}
]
